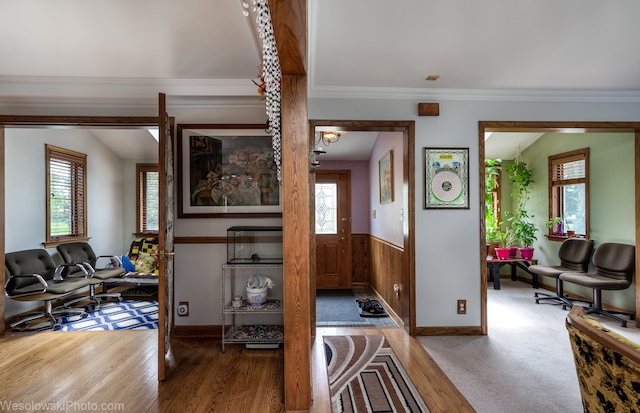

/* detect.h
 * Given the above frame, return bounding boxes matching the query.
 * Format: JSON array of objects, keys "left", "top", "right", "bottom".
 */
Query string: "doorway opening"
[
  {"left": 309, "top": 119, "right": 415, "bottom": 334},
  {"left": 479, "top": 121, "right": 640, "bottom": 334}
]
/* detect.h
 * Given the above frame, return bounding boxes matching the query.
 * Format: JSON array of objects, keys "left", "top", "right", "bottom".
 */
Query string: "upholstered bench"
[{"left": 5, "top": 248, "right": 94, "bottom": 331}]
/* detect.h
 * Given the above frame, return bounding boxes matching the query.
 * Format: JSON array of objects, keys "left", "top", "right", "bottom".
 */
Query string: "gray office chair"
[
  {"left": 528, "top": 238, "right": 594, "bottom": 308},
  {"left": 560, "top": 242, "right": 636, "bottom": 327}
]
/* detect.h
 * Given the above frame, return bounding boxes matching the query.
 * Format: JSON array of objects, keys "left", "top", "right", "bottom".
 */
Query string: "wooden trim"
[
  {"left": 136, "top": 163, "right": 159, "bottom": 234},
  {"left": 309, "top": 119, "right": 415, "bottom": 335},
  {"left": 0, "top": 115, "right": 163, "bottom": 336},
  {"left": 172, "top": 325, "right": 221, "bottom": 338},
  {"left": 405, "top": 121, "right": 416, "bottom": 335},
  {"left": 0, "top": 115, "right": 158, "bottom": 126},
  {"left": 370, "top": 234, "right": 404, "bottom": 251},
  {"left": 173, "top": 236, "right": 227, "bottom": 244},
  {"left": 0, "top": 126, "right": 3, "bottom": 336},
  {"left": 479, "top": 126, "right": 488, "bottom": 335},
  {"left": 418, "top": 103, "right": 440, "bottom": 116},
  {"left": 636, "top": 131, "right": 640, "bottom": 325},
  {"left": 268, "top": 0, "right": 307, "bottom": 76},
  {"left": 414, "top": 326, "right": 484, "bottom": 336},
  {"left": 480, "top": 120, "right": 640, "bottom": 331},
  {"left": 281, "top": 74, "right": 312, "bottom": 411},
  {"left": 567, "top": 306, "right": 640, "bottom": 365}
]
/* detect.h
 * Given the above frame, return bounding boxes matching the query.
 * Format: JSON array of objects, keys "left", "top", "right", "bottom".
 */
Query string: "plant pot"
[
  {"left": 487, "top": 242, "right": 500, "bottom": 257},
  {"left": 494, "top": 247, "right": 511, "bottom": 260},
  {"left": 246, "top": 287, "right": 268, "bottom": 307},
  {"left": 519, "top": 247, "right": 535, "bottom": 260},
  {"left": 566, "top": 230, "right": 576, "bottom": 238},
  {"left": 508, "top": 247, "right": 518, "bottom": 258}
]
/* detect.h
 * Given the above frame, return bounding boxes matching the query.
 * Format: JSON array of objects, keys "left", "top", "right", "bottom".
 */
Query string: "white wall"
[
  {"left": 5, "top": 128, "right": 126, "bottom": 316},
  {"left": 167, "top": 102, "right": 283, "bottom": 326},
  {"left": 369, "top": 131, "right": 404, "bottom": 247},
  {"left": 309, "top": 97, "right": 640, "bottom": 328}
]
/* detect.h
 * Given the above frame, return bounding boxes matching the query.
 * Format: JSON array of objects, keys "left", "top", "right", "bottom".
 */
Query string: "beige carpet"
[
  {"left": 417, "top": 279, "right": 640, "bottom": 413},
  {"left": 324, "top": 334, "right": 429, "bottom": 413}
]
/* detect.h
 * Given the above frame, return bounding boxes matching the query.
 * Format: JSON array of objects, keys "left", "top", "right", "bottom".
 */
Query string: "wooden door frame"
[
  {"left": 479, "top": 121, "right": 640, "bottom": 333},
  {"left": 0, "top": 115, "right": 158, "bottom": 337},
  {"left": 309, "top": 120, "right": 416, "bottom": 334}
]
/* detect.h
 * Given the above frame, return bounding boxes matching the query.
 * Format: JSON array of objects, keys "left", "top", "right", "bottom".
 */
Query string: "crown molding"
[
  {"left": 0, "top": 76, "right": 265, "bottom": 110},
  {"left": 0, "top": 76, "right": 257, "bottom": 97},
  {"left": 309, "top": 85, "right": 640, "bottom": 103}
]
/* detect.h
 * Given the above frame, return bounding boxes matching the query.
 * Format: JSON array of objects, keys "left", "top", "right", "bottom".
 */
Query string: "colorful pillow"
[
  {"left": 121, "top": 255, "right": 136, "bottom": 272},
  {"left": 134, "top": 253, "right": 158, "bottom": 274}
]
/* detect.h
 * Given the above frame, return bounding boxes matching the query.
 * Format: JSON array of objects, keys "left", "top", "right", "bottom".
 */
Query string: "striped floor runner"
[{"left": 324, "top": 335, "right": 429, "bottom": 412}]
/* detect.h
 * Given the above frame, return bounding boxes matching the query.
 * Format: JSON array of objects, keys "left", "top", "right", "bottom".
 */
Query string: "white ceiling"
[{"left": 2, "top": 1, "right": 640, "bottom": 160}]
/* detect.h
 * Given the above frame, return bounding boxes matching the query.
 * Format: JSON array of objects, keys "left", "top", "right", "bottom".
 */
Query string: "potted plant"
[
  {"left": 245, "top": 274, "right": 275, "bottom": 307},
  {"left": 493, "top": 225, "right": 517, "bottom": 259},
  {"left": 506, "top": 160, "right": 538, "bottom": 259},
  {"left": 545, "top": 216, "right": 564, "bottom": 236}
]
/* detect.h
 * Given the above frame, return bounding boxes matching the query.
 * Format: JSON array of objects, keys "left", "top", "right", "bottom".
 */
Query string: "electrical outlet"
[
  {"left": 457, "top": 299, "right": 466, "bottom": 314},
  {"left": 177, "top": 301, "right": 189, "bottom": 317}
]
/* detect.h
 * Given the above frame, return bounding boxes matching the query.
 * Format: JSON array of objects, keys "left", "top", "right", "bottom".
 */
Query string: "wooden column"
[
  {"left": 281, "top": 74, "right": 312, "bottom": 409},
  {"left": 268, "top": 0, "right": 311, "bottom": 409}
]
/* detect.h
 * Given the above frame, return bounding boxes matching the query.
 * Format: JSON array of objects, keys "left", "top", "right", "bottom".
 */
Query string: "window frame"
[
  {"left": 547, "top": 148, "right": 590, "bottom": 240},
  {"left": 45, "top": 144, "right": 88, "bottom": 247},
  {"left": 136, "top": 163, "right": 159, "bottom": 236}
]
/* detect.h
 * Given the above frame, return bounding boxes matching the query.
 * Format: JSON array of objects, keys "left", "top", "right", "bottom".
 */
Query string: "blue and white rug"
[{"left": 59, "top": 300, "right": 159, "bottom": 331}]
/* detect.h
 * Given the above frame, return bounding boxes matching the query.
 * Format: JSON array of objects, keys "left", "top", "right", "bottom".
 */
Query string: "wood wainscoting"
[
  {"left": 351, "top": 234, "right": 370, "bottom": 284},
  {"left": 369, "top": 235, "right": 404, "bottom": 321}
]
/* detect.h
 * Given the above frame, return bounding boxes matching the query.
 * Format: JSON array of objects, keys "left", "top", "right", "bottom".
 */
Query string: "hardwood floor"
[{"left": 0, "top": 327, "right": 473, "bottom": 413}]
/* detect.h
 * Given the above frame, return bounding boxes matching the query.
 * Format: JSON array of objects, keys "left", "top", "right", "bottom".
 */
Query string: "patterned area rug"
[
  {"left": 324, "top": 335, "right": 429, "bottom": 412},
  {"left": 59, "top": 300, "right": 159, "bottom": 331}
]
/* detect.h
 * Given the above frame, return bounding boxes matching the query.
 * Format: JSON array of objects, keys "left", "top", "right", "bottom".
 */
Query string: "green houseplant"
[
  {"left": 545, "top": 216, "right": 564, "bottom": 235},
  {"left": 506, "top": 160, "right": 538, "bottom": 259},
  {"left": 485, "top": 159, "right": 502, "bottom": 255}
]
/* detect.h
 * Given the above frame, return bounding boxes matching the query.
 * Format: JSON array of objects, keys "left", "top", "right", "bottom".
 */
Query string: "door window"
[{"left": 315, "top": 183, "right": 337, "bottom": 234}]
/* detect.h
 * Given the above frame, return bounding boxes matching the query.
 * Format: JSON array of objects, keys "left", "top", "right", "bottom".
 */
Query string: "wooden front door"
[{"left": 315, "top": 171, "right": 352, "bottom": 288}]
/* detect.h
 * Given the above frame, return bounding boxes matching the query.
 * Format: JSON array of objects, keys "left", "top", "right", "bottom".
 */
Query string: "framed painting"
[
  {"left": 424, "top": 147, "right": 469, "bottom": 209},
  {"left": 378, "top": 150, "right": 394, "bottom": 204},
  {"left": 177, "top": 124, "right": 282, "bottom": 218}
]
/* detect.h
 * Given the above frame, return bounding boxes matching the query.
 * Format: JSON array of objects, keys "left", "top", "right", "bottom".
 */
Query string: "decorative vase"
[
  {"left": 246, "top": 287, "right": 268, "bottom": 307},
  {"left": 494, "top": 247, "right": 511, "bottom": 260},
  {"left": 519, "top": 247, "right": 535, "bottom": 260}
]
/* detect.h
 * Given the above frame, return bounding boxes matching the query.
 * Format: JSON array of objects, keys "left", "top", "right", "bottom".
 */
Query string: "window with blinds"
[
  {"left": 46, "top": 144, "right": 87, "bottom": 244},
  {"left": 136, "top": 164, "right": 159, "bottom": 234},
  {"left": 548, "top": 148, "right": 589, "bottom": 238}
]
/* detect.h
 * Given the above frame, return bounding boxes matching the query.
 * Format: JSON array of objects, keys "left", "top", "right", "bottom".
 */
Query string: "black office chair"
[
  {"left": 56, "top": 242, "right": 125, "bottom": 308},
  {"left": 560, "top": 242, "right": 636, "bottom": 327},
  {"left": 528, "top": 238, "right": 594, "bottom": 308}
]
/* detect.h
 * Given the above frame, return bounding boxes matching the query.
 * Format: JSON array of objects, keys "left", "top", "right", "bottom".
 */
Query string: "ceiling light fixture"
[{"left": 315, "top": 131, "right": 346, "bottom": 146}]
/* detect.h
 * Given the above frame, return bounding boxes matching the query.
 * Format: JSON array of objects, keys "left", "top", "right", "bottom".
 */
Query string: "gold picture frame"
[{"left": 379, "top": 150, "right": 394, "bottom": 204}]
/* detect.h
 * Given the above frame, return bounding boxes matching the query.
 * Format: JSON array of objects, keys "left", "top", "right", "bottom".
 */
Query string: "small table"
[{"left": 486, "top": 257, "right": 539, "bottom": 290}]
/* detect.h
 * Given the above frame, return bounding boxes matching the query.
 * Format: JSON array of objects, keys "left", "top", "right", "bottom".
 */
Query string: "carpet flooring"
[
  {"left": 324, "top": 334, "right": 429, "bottom": 413},
  {"left": 59, "top": 300, "right": 159, "bottom": 331},
  {"left": 417, "top": 279, "right": 640, "bottom": 413},
  {"left": 316, "top": 289, "right": 397, "bottom": 328}
]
